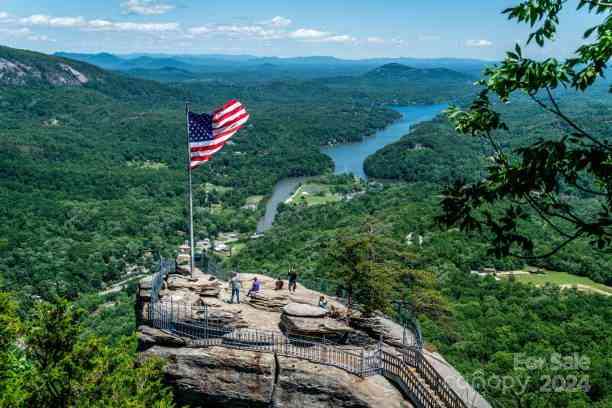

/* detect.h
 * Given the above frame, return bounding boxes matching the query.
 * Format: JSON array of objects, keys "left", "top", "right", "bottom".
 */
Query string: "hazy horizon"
[{"left": 0, "top": 0, "right": 600, "bottom": 60}]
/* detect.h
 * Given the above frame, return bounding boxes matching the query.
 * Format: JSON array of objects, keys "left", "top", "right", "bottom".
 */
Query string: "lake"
[
  {"left": 320, "top": 103, "right": 448, "bottom": 179},
  {"left": 257, "top": 104, "right": 448, "bottom": 232}
]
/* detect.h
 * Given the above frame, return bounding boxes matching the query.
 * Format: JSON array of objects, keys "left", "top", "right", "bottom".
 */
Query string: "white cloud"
[
  {"left": 466, "top": 39, "right": 493, "bottom": 47},
  {"left": 189, "top": 26, "right": 211, "bottom": 35},
  {"left": 366, "top": 36, "right": 385, "bottom": 44},
  {"left": 89, "top": 20, "right": 180, "bottom": 32},
  {"left": 0, "top": 12, "right": 9, "bottom": 20},
  {"left": 28, "top": 34, "right": 55, "bottom": 42},
  {"left": 20, "top": 14, "right": 179, "bottom": 32},
  {"left": 289, "top": 28, "right": 330, "bottom": 40},
  {"left": 121, "top": 0, "right": 175, "bottom": 16},
  {"left": 262, "top": 16, "right": 292, "bottom": 28},
  {"left": 317, "top": 35, "right": 355, "bottom": 43},
  {"left": 21, "top": 14, "right": 87, "bottom": 28},
  {"left": 0, "top": 27, "right": 32, "bottom": 37},
  {"left": 189, "top": 24, "right": 281, "bottom": 40}
]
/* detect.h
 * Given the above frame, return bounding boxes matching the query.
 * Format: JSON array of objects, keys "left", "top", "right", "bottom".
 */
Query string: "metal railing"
[
  {"left": 150, "top": 258, "right": 175, "bottom": 302},
  {"left": 403, "top": 347, "right": 468, "bottom": 408},
  {"left": 145, "top": 257, "right": 472, "bottom": 408},
  {"left": 146, "top": 298, "right": 371, "bottom": 376}
]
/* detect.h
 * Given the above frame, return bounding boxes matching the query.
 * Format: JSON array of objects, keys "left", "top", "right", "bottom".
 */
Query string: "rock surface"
[
  {"left": 281, "top": 314, "right": 354, "bottom": 338},
  {"left": 247, "top": 292, "right": 290, "bottom": 312},
  {"left": 283, "top": 302, "right": 328, "bottom": 317},
  {"left": 141, "top": 344, "right": 411, "bottom": 408},
  {"left": 143, "top": 345, "right": 276, "bottom": 408},
  {"left": 166, "top": 274, "right": 221, "bottom": 297}
]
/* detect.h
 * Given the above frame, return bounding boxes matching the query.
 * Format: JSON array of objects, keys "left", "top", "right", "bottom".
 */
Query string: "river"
[{"left": 256, "top": 104, "right": 448, "bottom": 233}]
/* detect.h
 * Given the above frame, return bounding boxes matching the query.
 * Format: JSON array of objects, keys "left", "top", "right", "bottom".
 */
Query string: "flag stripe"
[
  {"left": 191, "top": 143, "right": 225, "bottom": 157},
  {"left": 213, "top": 113, "right": 249, "bottom": 135},
  {"left": 214, "top": 109, "right": 248, "bottom": 129},
  {"left": 188, "top": 99, "right": 249, "bottom": 169},
  {"left": 213, "top": 104, "right": 244, "bottom": 123},
  {"left": 213, "top": 101, "right": 242, "bottom": 120}
]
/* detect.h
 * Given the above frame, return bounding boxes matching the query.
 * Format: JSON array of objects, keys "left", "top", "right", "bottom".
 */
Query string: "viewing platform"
[{"left": 136, "top": 256, "right": 490, "bottom": 408}]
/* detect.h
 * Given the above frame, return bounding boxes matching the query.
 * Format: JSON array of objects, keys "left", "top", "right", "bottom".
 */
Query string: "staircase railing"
[{"left": 403, "top": 347, "right": 468, "bottom": 408}]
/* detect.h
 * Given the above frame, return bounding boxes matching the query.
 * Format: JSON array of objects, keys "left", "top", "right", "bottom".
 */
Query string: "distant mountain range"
[{"left": 54, "top": 51, "right": 491, "bottom": 79}]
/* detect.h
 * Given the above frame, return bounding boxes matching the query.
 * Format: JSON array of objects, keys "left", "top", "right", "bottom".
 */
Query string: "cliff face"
[{"left": 138, "top": 327, "right": 410, "bottom": 408}]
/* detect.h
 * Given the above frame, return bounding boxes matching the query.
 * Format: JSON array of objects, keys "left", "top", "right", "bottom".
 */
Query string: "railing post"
[
  {"left": 378, "top": 334, "right": 383, "bottom": 374},
  {"left": 360, "top": 349, "right": 365, "bottom": 376}
]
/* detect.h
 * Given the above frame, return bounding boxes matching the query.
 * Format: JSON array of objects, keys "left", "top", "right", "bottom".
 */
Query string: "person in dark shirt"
[
  {"left": 247, "top": 277, "right": 261, "bottom": 297},
  {"left": 288, "top": 269, "right": 298, "bottom": 292}
]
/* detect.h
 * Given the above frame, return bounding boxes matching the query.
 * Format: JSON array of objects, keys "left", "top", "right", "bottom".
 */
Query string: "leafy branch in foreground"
[{"left": 439, "top": 0, "right": 612, "bottom": 258}]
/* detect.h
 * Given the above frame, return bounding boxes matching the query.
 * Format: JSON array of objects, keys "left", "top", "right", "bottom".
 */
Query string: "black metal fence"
[
  {"left": 145, "top": 257, "right": 469, "bottom": 408},
  {"left": 146, "top": 297, "right": 372, "bottom": 376},
  {"left": 150, "top": 258, "right": 175, "bottom": 302}
]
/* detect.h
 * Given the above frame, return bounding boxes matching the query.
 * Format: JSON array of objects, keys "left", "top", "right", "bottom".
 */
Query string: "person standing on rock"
[
  {"left": 230, "top": 272, "right": 241, "bottom": 304},
  {"left": 288, "top": 269, "right": 298, "bottom": 293}
]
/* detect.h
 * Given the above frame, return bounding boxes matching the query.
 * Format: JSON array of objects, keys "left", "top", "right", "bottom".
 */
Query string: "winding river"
[{"left": 256, "top": 104, "right": 448, "bottom": 233}]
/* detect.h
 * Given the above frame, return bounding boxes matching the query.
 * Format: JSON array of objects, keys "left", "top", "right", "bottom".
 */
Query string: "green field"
[
  {"left": 245, "top": 195, "right": 265, "bottom": 205},
  {"left": 509, "top": 271, "right": 612, "bottom": 296},
  {"left": 288, "top": 183, "right": 343, "bottom": 207}
]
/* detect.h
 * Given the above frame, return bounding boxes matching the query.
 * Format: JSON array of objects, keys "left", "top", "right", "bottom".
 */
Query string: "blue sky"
[{"left": 0, "top": 0, "right": 601, "bottom": 59}]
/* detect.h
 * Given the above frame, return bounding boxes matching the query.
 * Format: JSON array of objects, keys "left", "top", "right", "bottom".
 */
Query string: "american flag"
[{"left": 188, "top": 99, "right": 249, "bottom": 169}]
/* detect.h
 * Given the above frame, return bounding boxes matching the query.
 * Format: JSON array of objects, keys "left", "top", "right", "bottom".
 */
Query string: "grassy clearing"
[
  {"left": 245, "top": 195, "right": 265, "bottom": 205},
  {"left": 287, "top": 183, "right": 343, "bottom": 207},
  {"left": 509, "top": 271, "right": 612, "bottom": 296}
]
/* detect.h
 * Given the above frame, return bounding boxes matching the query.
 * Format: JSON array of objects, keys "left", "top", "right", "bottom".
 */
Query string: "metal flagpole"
[{"left": 186, "top": 102, "right": 195, "bottom": 277}]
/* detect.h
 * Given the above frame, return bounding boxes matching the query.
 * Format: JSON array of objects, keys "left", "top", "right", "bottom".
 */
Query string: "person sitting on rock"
[
  {"left": 275, "top": 277, "right": 284, "bottom": 290},
  {"left": 247, "top": 277, "right": 262, "bottom": 298},
  {"left": 229, "top": 272, "right": 241, "bottom": 304},
  {"left": 318, "top": 295, "right": 328, "bottom": 310}
]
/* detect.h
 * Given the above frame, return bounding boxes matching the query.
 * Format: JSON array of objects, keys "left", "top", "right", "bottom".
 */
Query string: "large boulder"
[
  {"left": 141, "top": 344, "right": 410, "bottom": 408},
  {"left": 166, "top": 275, "right": 221, "bottom": 297},
  {"left": 137, "top": 326, "right": 187, "bottom": 350},
  {"left": 273, "top": 355, "right": 410, "bottom": 408},
  {"left": 283, "top": 303, "right": 327, "bottom": 318},
  {"left": 350, "top": 313, "right": 417, "bottom": 348},
  {"left": 248, "top": 292, "right": 290, "bottom": 312},
  {"left": 143, "top": 345, "right": 275, "bottom": 408},
  {"left": 280, "top": 314, "right": 353, "bottom": 338}
]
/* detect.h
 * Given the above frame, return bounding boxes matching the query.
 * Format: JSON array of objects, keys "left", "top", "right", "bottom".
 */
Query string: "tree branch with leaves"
[{"left": 440, "top": 0, "right": 612, "bottom": 258}]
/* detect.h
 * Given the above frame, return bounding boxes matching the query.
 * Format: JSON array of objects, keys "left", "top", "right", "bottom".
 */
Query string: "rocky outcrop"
[
  {"left": 141, "top": 343, "right": 410, "bottom": 408},
  {"left": 166, "top": 274, "right": 221, "bottom": 297},
  {"left": 274, "top": 356, "right": 410, "bottom": 408},
  {"left": 350, "top": 312, "right": 412, "bottom": 348},
  {"left": 137, "top": 326, "right": 187, "bottom": 350},
  {"left": 247, "top": 292, "right": 290, "bottom": 312},
  {"left": 280, "top": 314, "right": 354, "bottom": 338},
  {"left": 283, "top": 303, "right": 327, "bottom": 318},
  {"left": 143, "top": 345, "right": 276, "bottom": 408}
]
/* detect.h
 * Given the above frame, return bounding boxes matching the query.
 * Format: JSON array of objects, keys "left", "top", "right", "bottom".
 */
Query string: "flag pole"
[{"left": 185, "top": 102, "right": 195, "bottom": 277}]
